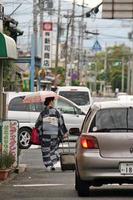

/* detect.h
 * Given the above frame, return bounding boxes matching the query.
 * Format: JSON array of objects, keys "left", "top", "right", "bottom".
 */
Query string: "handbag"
[{"left": 30, "top": 128, "right": 41, "bottom": 145}]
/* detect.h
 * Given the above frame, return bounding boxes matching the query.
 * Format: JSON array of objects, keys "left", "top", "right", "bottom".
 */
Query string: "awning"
[{"left": 0, "top": 32, "right": 17, "bottom": 59}]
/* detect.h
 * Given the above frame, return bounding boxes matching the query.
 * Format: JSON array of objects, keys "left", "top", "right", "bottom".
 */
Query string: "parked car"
[
  {"left": 117, "top": 94, "right": 133, "bottom": 101},
  {"left": 69, "top": 100, "right": 133, "bottom": 196},
  {"left": 7, "top": 92, "right": 85, "bottom": 149},
  {"left": 56, "top": 86, "right": 92, "bottom": 113}
]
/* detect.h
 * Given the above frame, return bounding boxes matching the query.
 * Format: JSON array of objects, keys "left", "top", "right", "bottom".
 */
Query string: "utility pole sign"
[
  {"left": 43, "top": 22, "right": 53, "bottom": 69},
  {"left": 102, "top": 0, "right": 133, "bottom": 19}
]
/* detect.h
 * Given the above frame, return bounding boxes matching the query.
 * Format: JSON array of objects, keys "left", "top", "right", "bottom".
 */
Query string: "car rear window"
[
  {"left": 8, "top": 96, "right": 43, "bottom": 112},
  {"left": 59, "top": 91, "right": 90, "bottom": 106},
  {"left": 90, "top": 108, "right": 133, "bottom": 131}
]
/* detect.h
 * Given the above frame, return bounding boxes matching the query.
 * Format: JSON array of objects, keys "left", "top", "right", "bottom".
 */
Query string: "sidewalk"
[
  {"left": 0, "top": 164, "right": 27, "bottom": 185},
  {"left": 0, "top": 160, "right": 61, "bottom": 185}
]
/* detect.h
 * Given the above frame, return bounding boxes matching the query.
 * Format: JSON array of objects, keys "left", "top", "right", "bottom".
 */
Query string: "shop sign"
[
  {"left": 43, "top": 22, "right": 53, "bottom": 68},
  {"left": 2, "top": 120, "right": 19, "bottom": 166}
]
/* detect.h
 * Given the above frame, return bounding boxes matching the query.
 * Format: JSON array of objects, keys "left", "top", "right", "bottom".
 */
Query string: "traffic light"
[
  {"left": 85, "top": 2, "right": 102, "bottom": 18},
  {"left": 10, "top": 27, "right": 23, "bottom": 42},
  {"left": 86, "top": 11, "right": 91, "bottom": 18}
]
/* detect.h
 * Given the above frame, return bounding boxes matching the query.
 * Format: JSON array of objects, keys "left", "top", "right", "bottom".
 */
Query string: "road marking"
[{"left": 13, "top": 184, "right": 66, "bottom": 187}]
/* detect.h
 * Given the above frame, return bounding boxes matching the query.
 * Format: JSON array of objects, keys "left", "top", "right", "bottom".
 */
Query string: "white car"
[
  {"left": 7, "top": 92, "right": 85, "bottom": 149},
  {"left": 117, "top": 94, "right": 133, "bottom": 101},
  {"left": 56, "top": 86, "right": 92, "bottom": 113}
]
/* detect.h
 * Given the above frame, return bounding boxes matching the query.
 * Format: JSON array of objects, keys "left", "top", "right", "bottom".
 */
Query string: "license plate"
[{"left": 120, "top": 163, "right": 133, "bottom": 175}]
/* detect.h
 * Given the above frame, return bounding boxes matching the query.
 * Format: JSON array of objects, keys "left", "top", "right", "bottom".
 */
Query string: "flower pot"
[{"left": 0, "top": 169, "right": 10, "bottom": 181}]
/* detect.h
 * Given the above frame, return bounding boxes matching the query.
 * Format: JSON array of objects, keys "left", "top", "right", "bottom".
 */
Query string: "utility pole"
[
  {"left": 80, "top": 0, "right": 85, "bottom": 84},
  {"left": 33, "top": 0, "right": 38, "bottom": 58},
  {"left": 65, "top": 11, "right": 72, "bottom": 85},
  {"left": 77, "top": 20, "right": 81, "bottom": 81},
  {"left": 81, "top": 0, "right": 85, "bottom": 55},
  {"left": 69, "top": 0, "right": 75, "bottom": 85},
  {"left": 40, "top": 0, "right": 44, "bottom": 68},
  {"left": 54, "top": 0, "right": 61, "bottom": 85},
  {"left": 0, "top": 1, "right": 4, "bottom": 119},
  {"left": 104, "top": 46, "right": 108, "bottom": 96},
  {"left": 127, "top": 58, "right": 132, "bottom": 94},
  {"left": 121, "top": 57, "right": 124, "bottom": 92},
  {"left": 30, "top": 0, "right": 38, "bottom": 92}
]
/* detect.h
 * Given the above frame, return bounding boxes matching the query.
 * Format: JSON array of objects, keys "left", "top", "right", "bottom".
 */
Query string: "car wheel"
[
  {"left": 18, "top": 127, "right": 32, "bottom": 149},
  {"left": 75, "top": 169, "right": 90, "bottom": 197}
]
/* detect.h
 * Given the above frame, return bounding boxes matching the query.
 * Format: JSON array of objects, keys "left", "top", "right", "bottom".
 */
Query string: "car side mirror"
[{"left": 69, "top": 128, "right": 80, "bottom": 136}]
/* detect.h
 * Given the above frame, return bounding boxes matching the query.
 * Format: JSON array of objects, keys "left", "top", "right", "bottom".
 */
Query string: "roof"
[
  {"left": 0, "top": 33, "right": 17, "bottom": 59},
  {"left": 57, "top": 86, "right": 90, "bottom": 92},
  {"left": 91, "top": 100, "right": 133, "bottom": 110}
]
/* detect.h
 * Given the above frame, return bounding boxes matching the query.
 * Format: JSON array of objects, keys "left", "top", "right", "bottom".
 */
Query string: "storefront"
[{"left": 0, "top": 32, "right": 18, "bottom": 165}]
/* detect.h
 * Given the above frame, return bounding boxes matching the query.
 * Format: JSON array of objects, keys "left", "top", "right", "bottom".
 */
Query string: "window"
[
  {"left": 59, "top": 91, "right": 90, "bottom": 106},
  {"left": 8, "top": 97, "right": 43, "bottom": 112},
  {"left": 32, "top": 103, "right": 43, "bottom": 112},
  {"left": 56, "top": 98, "right": 78, "bottom": 114},
  {"left": 82, "top": 108, "right": 93, "bottom": 132},
  {"left": 8, "top": 96, "right": 30, "bottom": 111},
  {"left": 89, "top": 108, "right": 133, "bottom": 132}
]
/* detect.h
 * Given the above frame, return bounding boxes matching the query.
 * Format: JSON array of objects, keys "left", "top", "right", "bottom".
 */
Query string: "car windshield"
[
  {"left": 59, "top": 91, "right": 90, "bottom": 106},
  {"left": 91, "top": 108, "right": 133, "bottom": 132}
]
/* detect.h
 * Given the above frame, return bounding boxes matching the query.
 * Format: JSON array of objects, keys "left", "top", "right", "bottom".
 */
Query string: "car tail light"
[{"left": 80, "top": 135, "right": 98, "bottom": 149}]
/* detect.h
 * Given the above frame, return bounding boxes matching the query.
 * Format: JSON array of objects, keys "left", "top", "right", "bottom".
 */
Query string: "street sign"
[
  {"left": 102, "top": 0, "right": 133, "bottom": 19},
  {"left": 92, "top": 40, "right": 102, "bottom": 52}
]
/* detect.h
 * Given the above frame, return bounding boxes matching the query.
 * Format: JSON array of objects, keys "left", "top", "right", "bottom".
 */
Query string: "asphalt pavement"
[{"left": 1, "top": 148, "right": 133, "bottom": 199}]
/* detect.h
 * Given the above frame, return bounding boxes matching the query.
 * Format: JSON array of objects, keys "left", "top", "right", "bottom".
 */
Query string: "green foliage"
[
  {"left": 71, "top": 80, "right": 80, "bottom": 86},
  {"left": 3, "top": 60, "right": 21, "bottom": 91},
  {"left": 0, "top": 152, "right": 15, "bottom": 169},
  {"left": 110, "top": 66, "right": 127, "bottom": 91},
  {"left": 95, "top": 44, "right": 131, "bottom": 92},
  {"left": 51, "top": 67, "right": 66, "bottom": 86}
]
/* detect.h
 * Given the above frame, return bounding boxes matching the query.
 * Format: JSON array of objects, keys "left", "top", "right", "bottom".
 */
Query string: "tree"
[
  {"left": 3, "top": 60, "right": 21, "bottom": 91},
  {"left": 51, "top": 66, "right": 66, "bottom": 86},
  {"left": 95, "top": 44, "right": 131, "bottom": 92}
]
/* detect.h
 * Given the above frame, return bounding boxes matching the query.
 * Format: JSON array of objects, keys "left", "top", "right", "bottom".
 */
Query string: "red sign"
[{"left": 43, "top": 22, "right": 53, "bottom": 31}]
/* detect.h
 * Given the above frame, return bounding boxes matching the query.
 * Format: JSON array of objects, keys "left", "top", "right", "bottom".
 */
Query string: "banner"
[{"left": 2, "top": 120, "right": 19, "bottom": 167}]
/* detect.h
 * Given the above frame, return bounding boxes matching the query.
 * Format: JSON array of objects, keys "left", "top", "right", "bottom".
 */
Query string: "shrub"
[{"left": 0, "top": 152, "right": 15, "bottom": 169}]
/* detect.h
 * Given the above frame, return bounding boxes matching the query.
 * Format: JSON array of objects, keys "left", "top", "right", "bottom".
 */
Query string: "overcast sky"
[{"left": 3, "top": 0, "right": 133, "bottom": 51}]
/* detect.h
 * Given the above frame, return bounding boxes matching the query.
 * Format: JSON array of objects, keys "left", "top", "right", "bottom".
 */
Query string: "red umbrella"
[{"left": 23, "top": 91, "right": 59, "bottom": 103}]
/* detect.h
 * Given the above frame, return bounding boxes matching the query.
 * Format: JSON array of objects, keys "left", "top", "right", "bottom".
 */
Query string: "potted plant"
[{"left": 0, "top": 151, "right": 15, "bottom": 180}]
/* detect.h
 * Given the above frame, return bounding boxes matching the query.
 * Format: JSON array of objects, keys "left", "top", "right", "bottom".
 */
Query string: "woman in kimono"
[{"left": 35, "top": 97, "right": 68, "bottom": 171}]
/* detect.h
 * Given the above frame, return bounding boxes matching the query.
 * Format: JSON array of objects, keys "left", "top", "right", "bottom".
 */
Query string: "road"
[
  {"left": 0, "top": 96, "right": 131, "bottom": 200},
  {"left": 0, "top": 148, "right": 133, "bottom": 199}
]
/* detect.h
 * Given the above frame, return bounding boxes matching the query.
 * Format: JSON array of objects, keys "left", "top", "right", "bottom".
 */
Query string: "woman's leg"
[
  {"left": 41, "top": 134, "right": 53, "bottom": 168},
  {"left": 50, "top": 135, "right": 59, "bottom": 166}
]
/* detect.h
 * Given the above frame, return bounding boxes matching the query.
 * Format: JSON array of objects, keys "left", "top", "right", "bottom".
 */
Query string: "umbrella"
[{"left": 23, "top": 91, "right": 59, "bottom": 103}]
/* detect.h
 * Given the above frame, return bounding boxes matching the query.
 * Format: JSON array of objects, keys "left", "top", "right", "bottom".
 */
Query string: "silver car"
[{"left": 70, "top": 101, "right": 133, "bottom": 196}]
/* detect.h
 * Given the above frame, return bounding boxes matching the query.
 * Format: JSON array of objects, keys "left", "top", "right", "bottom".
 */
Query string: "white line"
[{"left": 13, "top": 184, "right": 65, "bottom": 187}]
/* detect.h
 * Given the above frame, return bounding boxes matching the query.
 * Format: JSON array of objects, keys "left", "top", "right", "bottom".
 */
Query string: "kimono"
[{"left": 35, "top": 106, "right": 67, "bottom": 168}]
